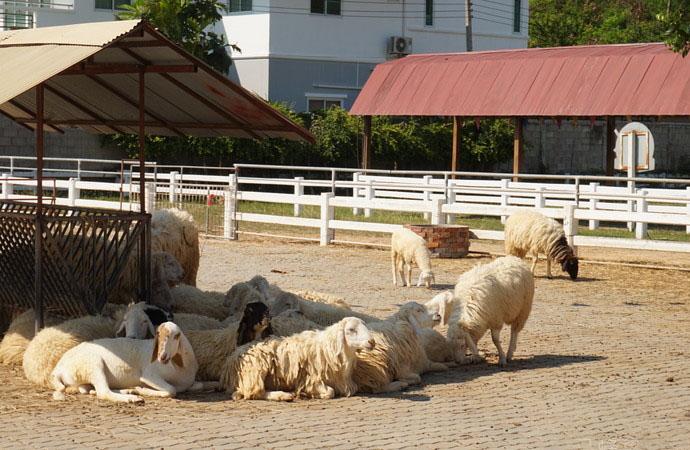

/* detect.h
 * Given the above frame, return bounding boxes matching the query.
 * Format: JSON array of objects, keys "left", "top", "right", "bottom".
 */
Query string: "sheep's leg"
[
  {"left": 376, "top": 381, "right": 408, "bottom": 393},
  {"left": 398, "top": 372, "right": 422, "bottom": 385},
  {"left": 530, "top": 254, "right": 538, "bottom": 274},
  {"left": 262, "top": 390, "right": 295, "bottom": 401},
  {"left": 465, "top": 333, "right": 485, "bottom": 364},
  {"left": 391, "top": 253, "right": 399, "bottom": 286},
  {"left": 425, "top": 361, "right": 449, "bottom": 372},
  {"left": 90, "top": 362, "right": 143, "bottom": 403},
  {"left": 139, "top": 370, "right": 177, "bottom": 398},
  {"left": 546, "top": 256, "right": 552, "bottom": 279},
  {"left": 405, "top": 263, "right": 413, "bottom": 288},
  {"left": 188, "top": 381, "right": 220, "bottom": 392},
  {"left": 491, "top": 328, "right": 507, "bottom": 367},
  {"left": 313, "top": 383, "right": 335, "bottom": 399},
  {"left": 120, "top": 386, "right": 173, "bottom": 398},
  {"left": 507, "top": 326, "right": 520, "bottom": 362}
]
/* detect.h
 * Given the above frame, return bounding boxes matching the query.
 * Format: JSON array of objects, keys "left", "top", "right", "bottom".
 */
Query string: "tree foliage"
[
  {"left": 658, "top": 1, "right": 690, "bottom": 56},
  {"left": 117, "top": 0, "right": 236, "bottom": 72}
]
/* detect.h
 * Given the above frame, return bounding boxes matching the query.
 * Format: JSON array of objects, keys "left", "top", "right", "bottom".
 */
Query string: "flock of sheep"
[{"left": 0, "top": 207, "right": 579, "bottom": 403}]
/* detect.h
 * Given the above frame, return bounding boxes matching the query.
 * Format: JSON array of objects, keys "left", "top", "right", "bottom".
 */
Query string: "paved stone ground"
[{"left": 1, "top": 237, "right": 689, "bottom": 449}]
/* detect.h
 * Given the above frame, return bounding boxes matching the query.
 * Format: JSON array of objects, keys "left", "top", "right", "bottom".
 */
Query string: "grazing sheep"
[
  {"left": 150, "top": 209, "right": 200, "bottom": 287},
  {"left": 448, "top": 256, "right": 535, "bottom": 366},
  {"left": 0, "top": 310, "right": 63, "bottom": 366},
  {"left": 504, "top": 209, "right": 579, "bottom": 280},
  {"left": 186, "top": 302, "right": 271, "bottom": 381},
  {"left": 170, "top": 284, "right": 228, "bottom": 320},
  {"left": 425, "top": 291, "right": 455, "bottom": 327},
  {"left": 23, "top": 315, "right": 119, "bottom": 388},
  {"left": 221, "top": 317, "right": 374, "bottom": 401},
  {"left": 51, "top": 322, "right": 205, "bottom": 403},
  {"left": 353, "top": 302, "right": 447, "bottom": 394},
  {"left": 116, "top": 302, "right": 221, "bottom": 339},
  {"left": 391, "top": 228, "right": 435, "bottom": 288}
]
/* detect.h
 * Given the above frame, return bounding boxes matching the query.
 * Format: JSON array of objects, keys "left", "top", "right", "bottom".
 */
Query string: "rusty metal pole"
[
  {"left": 362, "top": 116, "right": 372, "bottom": 171},
  {"left": 451, "top": 116, "right": 461, "bottom": 179},
  {"left": 138, "top": 68, "right": 150, "bottom": 304},
  {"left": 34, "top": 83, "right": 45, "bottom": 333},
  {"left": 512, "top": 117, "right": 523, "bottom": 182}
]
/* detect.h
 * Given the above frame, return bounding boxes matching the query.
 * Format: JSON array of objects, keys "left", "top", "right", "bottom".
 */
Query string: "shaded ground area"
[{"left": 1, "top": 237, "right": 689, "bottom": 449}]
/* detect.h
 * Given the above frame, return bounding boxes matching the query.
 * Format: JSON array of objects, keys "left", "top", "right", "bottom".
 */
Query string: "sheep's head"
[
  {"left": 116, "top": 302, "right": 173, "bottom": 339},
  {"left": 561, "top": 257, "right": 579, "bottom": 280},
  {"left": 425, "top": 291, "right": 454, "bottom": 327},
  {"left": 225, "top": 282, "right": 266, "bottom": 320},
  {"left": 397, "top": 301, "right": 435, "bottom": 331},
  {"left": 151, "top": 322, "right": 184, "bottom": 367},
  {"left": 337, "top": 317, "right": 374, "bottom": 353},
  {"left": 248, "top": 275, "right": 271, "bottom": 300},
  {"left": 417, "top": 271, "right": 435, "bottom": 289},
  {"left": 269, "top": 291, "right": 300, "bottom": 316},
  {"left": 151, "top": 252, "right": 184, "bottom": 287},
  {"left": 237, "top": 302, "right": 272, "bottom": 346},
  {"left": 275, "top": 308, "right": 304, "bottom": 319}
]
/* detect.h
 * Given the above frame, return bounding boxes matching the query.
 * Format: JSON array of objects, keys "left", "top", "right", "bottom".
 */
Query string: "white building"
[{"left": 2, "top": 0, "right": 529, "bottom": 112}]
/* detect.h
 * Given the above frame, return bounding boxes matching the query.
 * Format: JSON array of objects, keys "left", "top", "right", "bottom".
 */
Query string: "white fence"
[{"left": 1, "top": 157, "right": 690, "bottom": 253}]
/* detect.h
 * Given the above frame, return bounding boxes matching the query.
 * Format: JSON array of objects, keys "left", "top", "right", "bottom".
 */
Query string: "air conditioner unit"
[{"left": 388, "top": 36, "right": 412, "bottom": 56}]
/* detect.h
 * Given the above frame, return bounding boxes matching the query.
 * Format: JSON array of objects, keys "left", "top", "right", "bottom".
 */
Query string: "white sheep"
[
  {"left": 0, "top": 309, "right": 63, "bottom": 366},
  {"left": 391, "top": 228, "right": 435, "bottom": 288},
  {"left": 23, "top": 315, "right": 119, "bottom": 388},
  {"left": 424, "top": 291, "right": 455, "bottom": 327},
  {"left": 448, "top": 256, "right": 535, "bottom": 366},
  {"left": 170, "top": 284, "right": 229, "bottom": 320},
  {"left": 504, "top": 209, "right": 579, "bottom": 280},
  {"left": 150, "top": 208, "right": 200, "bottom": 287},
  {"left": 221, "top": 317, "right": 374, "bottom": 401},
  {"left": 353, "top": 302, "right": 447, "bottom": 393},
  {"left": 51, "top": 322, "right": 205, "bottom": 403}
]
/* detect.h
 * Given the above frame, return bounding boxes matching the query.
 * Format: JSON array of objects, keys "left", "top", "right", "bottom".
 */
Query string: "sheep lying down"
[{"left": 51, "top": 322, "right": 215, "bottom": 403}]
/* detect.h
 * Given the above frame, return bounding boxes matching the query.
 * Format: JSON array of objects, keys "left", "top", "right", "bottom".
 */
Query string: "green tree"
[
  {"left": 118, "top": 0, "right": 237, "bottom": 73},
  {"left": 658, "top": 1, "right": 690, "bottom": 56}
]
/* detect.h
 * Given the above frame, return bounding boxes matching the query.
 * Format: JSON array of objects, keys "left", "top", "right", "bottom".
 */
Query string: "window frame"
[
  {"left": 305, "top": 95, "right": 345, "bottom": 112},
  {"left": 95, "top": 0, "right": 132, "bottom": 11},
  {"left": 311, "top": 0, "right": 342, "bottom": 16},
  {"left": 228, "top": 0, "right": 252, "bottom": 13},
  {"left": 513, "top": 0, "right": 521, "bottom": 33},
  {"left": 424, "top": 0, "right": 433, "bottom": 27}
]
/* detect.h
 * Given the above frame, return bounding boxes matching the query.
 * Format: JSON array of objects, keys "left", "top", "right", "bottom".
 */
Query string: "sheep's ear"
[
  {"left": 333, "top": 323, "right": 346, "bottom": 355},
  {"left": 116, "top": 321, "right": 126, "bottom": 338},
  {"left": 150, "top": 330, "right": 160, "bottom": 363},
  {"left": 437, "top": 301, "right": 447, "bottom": 326},
  {"left": 408, "top": 314, "right": 422, "bottom": 333},
  {"left": 171, "top": 353, "right": 184, "bottom": 369}
]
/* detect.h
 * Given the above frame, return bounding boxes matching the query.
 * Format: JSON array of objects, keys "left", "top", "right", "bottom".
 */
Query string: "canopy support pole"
[
  {"left": 362, "top": 116, "right": 372, "bottom": 170},
  {"left": 512, "top": 117, "right": 523, "bottom": 182},
  {"left": 451, "top": 117, "right": 461, "bottom": 179},
  {"left": 138, "top": 68, "right": 151, "bottom": 304},
  {"left": 34, "top": 83, "right": 45, "bottom": 334},
  {"left": 606, "top": 117, "right": 616, "bottom": 177}
]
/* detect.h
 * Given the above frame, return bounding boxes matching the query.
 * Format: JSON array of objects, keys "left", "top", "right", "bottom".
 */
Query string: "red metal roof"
[{"left": 350, "top": 43, "right": 690, "bottom": 118}]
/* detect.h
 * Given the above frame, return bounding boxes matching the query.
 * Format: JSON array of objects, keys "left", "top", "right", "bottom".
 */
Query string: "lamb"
[
  {"left": 150, "top": 208, "right": 200, "bottom": 287},
  {"left": 51, "top": 322, "right": 204, "bottom": 403},
  {"left": 504, "top": 209, "right": 579, "bottom": 280},
  {"left": 448, "top": 256, "right": 535, "bottom": 366},
  {"left": 116, "top": 302, "right": 221, "bottom": 339},
  {"left": 0, "top": 310, "right": 63, "bottom": 366},
  {"left": 186, "top": 302, "right": 271, "bottom": 381},
  {"left": 391, "top": 228, "right": 435, "bottom": 288},
  {"left": 170, "top": 284, "right": 229, "bottom": 320},
  {"left": 23, "top": 314, "right": 119, "bottom": 388},
  {"left": 424, "top": 291, "right": 455, "bottom": 327},
  {"left": 221, "top": 317, "right": 374, "bottom": 401},
  {"left": 353, "top": 302, "right": 447, "bottom": 394}
]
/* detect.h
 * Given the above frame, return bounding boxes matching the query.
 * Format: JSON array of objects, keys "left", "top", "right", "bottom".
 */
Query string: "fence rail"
[{"left": 1, "top": 157, "right": 689, "bottom": 253}]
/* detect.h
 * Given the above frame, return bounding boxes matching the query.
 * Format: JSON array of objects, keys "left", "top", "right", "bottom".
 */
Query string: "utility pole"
[{"left": 465, "top": 0, "right": 473, "bottom": 52}]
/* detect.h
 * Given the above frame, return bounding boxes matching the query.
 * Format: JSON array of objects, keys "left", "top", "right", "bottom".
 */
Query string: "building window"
[
  {"left": 425, "top": 0, "right": 433, "bottom": 26},
  {"left": 311, "top": 0, "right": 341, "bottom": 16},
  {"left": 307, "top": 98, "right": 343, "bottom": 112},
  {"left": 95, "top": 0, "right": 131, "bottom": 10},
  {"left": 2, "top": 12, "right": 32, "bottom": 30},
  {"left": 228, "top": 0, "right": 252, "bottom": 12},
  {"left": 513, "top": 0, "right": 521, "bottom": 32}
]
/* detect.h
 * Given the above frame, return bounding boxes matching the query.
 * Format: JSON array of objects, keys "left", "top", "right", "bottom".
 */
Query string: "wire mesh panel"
[{"left": 0, "top": 201, "right": 149, "bottom": 317}]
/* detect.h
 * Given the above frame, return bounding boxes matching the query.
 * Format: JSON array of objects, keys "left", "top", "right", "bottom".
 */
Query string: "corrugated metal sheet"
[
  {"left": 350, "top": 43, "right": 690, "bottom": 118},
  {"left": 0, "top": 20, "right": 313, "bottom": 142}
]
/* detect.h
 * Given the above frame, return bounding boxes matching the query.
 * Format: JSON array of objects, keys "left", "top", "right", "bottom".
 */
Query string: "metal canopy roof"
[
  {"left": 350, "top": 43, "right": 690, "bottom": 118},
  {"left": 0, "top": 20, "right": 313, "bottom": 142}
]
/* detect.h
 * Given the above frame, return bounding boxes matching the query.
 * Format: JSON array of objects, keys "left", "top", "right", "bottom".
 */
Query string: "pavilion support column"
[
  {"left": 451, "top": 117, "right": 461, "bottom": 179},
  {"left": 34, "top": 83, "right": 45, "bottom": 334},
  {"left": 512, "top": 117, "right": 523, "bottom": 182},
  {"left": 606, "top": 117, "right": 616, "bottom": 178},
  {"left": 138, "top": 68, "right": 151, "bottom": 304},
  {"left": 362, "top": 116, "right": 372, "bottom": 170}
]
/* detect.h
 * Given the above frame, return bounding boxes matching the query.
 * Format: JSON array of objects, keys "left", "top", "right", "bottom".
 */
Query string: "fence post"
[
  {"left": 352, "top": 172, "right": 361, "bottom": 216},
  {"left": 588, "top": 182, "right": 599, "bottom": 230},
  {"left": 364, "top": 179, "right": 373, "bottom": 218},
  {"left": 445, "top": 179, "right": 456, "bottom": 225},
  {"left": 320, "top": 192, "right": 334, "bottom": 246},
  {"left": 422, "top": 175, "right": 432, "bottom": 221},
  {"left": 223, "top": 175, "right": 236, "bottom": 240},
  {"left": 635, "top": 190, "right": 648, "bottom": 240},
  {"left": 686, "top": 187, "right": 690, "bottom": 234},
  {"left": 627, "top": 185, "right": 635, "bottom": 231},
  {"left": 1, "top": 173, "right": 11, "bottom": 200},
  {"left": 145, "top": 182, "right": 156, "bottom": 213},
  {"left": 169, "top": 171, "right": 179, "bottom": 204},
  {"left": 293, "top": 177, "right": 304, "bottom": 217},
  {"left": 563, "top": 203, "right": 578, "bottom": 254},
  {"left": 431, "top": 195, "right": 444, "bottom": 225},
  {"left": 67, "top": 177, "right": 78, "bottom": 207},
  {"left": 77, "top": 159, "right": 82, "bottom": 180},
  {"left": 9, "top": 157, "right": 14, "bottom": 176},
  {"left": 500, "top": 178, "right": 510, "bottom": 224},
  {"left": 534, "top": 186, "right": 545, "bottom": 209}
]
